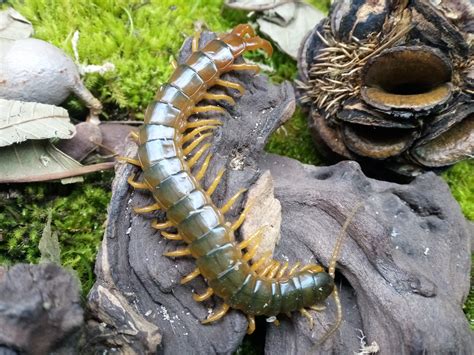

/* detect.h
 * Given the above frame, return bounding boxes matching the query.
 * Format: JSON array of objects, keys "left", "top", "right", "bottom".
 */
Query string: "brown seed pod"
[{"left": 297, "top": 0, "right": 473, "bottom": 178}]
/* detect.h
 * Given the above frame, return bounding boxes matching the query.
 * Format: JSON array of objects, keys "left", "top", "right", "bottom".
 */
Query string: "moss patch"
[
  {"left": 442, "top": 160, "right": 474, "bottom": 220},
  {"left": 0, "top": 172, "right": 112, "bottom": 294}
]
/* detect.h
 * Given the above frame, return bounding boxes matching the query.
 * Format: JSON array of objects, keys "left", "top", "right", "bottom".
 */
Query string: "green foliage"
[
  {"left": 0, "top": 173, "right": 112, "bottom": 293},
  {"left": 442, "top": 160, "right": 474, "bottom": 221}
]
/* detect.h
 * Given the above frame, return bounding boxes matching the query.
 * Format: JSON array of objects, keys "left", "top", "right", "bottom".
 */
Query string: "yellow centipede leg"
[
  {"left": 220, "top": 188, "right": 246, "bottom": 214},
  {"left": 310, "top": 304, "right": 326, "bottom": 312},
  {"left": 192, "top": 31, "right": 201, "bottom": 52},
  {"left": 195, "top": 153, "right": 213, "bottom": 182},
  {"left": 181, "top": 125, "right": 216, "bottom": 144},
  {"left": 170, "top": 58, "right": 178, "bottom": 69},
  {"left": 133, "top": 203, "right": 161, "bottom": 214},
  {"left": 230, "top": 203, "right": 251, "bottom": 231},
  {"left": 161, "top": 231, "right": 183, "bottom": 241},
  {"left": 250, "top": 251, "right": 271, "bottom": 272},
  {"left": 206, "top": 169, "right": 225, "bottom": 196},
  {"left": 185, "top": 119, "right": 223, "bottom": 130},
  {"left": 228, "top": 63, "right": 260, "bottom": 73},
  {"left": 201, "top": 304, "right": 230, "bottom": 324},
  {"left": 181, "top": 267, "right": 200, "bottom": 284},
  {"left": 117, "top": 156, "right": 142, "bottom": 167},
  {"left": 187, "top": 144, "right": 211, "bottom": 169},
  {"left": 300, "top": 308, "right": 314, "bottom": 329},
  {"left": 238, "top": 228, "right": 263, "bottom": 250},
  {"left": 127, "top": 174, "right": 149, "bottom": 190},
  {"left": 299, "top": 264, "right": 324, "bottom": 273},
  {"left": 259, "top": 260, "right": 279, "bottom": 277},
  {"left": 266, "top": 262, "right": 281, "bottom": 279},
  {"left": 287, "top": 262, "right": 301, "bottom": 277},
  {"left": 247, "top": 315, "right": 256, "bottom": 335},
  {"left": 193, "top": 288, "right": 214, "bottom": 302},
  {"left": 203, "top": 93, "right": 236, "bottom": 105},
  {"left": 242, "top": 242, "right": 260, "bottom": 262},
  {"left": 163, "top": 248, "right": 191, "bottom": 257},
  {"left": 183, "top": 133, "right": 212, "bottom": 155},
  {"left": 129, "top": 131, "right": 139, "bottom": 142},
  {"left": 275, "top": 261, "right": 289, "bottom": 278},
  {"left": 192, "top": 105, "right": 226, "bottom": 114},
  {"left": 215, "top": 79, "right": 245, "bottom": 95},
  {"left": 151, "top": 219, "right": 173, "bottom": 230}
]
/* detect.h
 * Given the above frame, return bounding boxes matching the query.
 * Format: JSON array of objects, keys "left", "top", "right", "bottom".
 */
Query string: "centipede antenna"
[
  {"left": 314, "top": 285, "right": 343, "bottom": 348},
  {"left": 328, "top": 201, "right": 364, "bottom": 278},
  {"left": 313, "top": 201, "right": 364, "bottom": 350}
]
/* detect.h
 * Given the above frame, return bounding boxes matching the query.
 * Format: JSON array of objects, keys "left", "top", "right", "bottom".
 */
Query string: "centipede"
[{"left": 122, "top": 24, "right": 347, "bottom": 341}]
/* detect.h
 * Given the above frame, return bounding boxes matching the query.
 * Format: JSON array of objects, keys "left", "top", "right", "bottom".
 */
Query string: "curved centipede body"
[{"left": 126, "top": 24, "right": 338, "bottom": 336}]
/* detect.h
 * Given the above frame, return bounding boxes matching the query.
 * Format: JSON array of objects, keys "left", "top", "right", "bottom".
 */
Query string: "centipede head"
[{"left": 223, "top": 24, "right": 273, "bottom": 57}]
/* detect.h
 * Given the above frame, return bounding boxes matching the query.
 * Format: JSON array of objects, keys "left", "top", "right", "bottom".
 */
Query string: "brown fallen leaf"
[
  {"left": 98, "top": 123, "right": 138, "bottom": 157},
  {"left": 55, "top": 121, "right": 103, "bottom": 162}
]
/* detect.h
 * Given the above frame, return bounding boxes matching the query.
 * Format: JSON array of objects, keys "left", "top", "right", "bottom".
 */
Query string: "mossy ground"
[{"left": 1, "top": 0, "right": 472, "bottom": 339}]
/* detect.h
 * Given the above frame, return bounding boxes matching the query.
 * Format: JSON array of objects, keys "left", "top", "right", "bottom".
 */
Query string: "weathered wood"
[
  {"left": 86, "top": 32, "right": 472, "bottom": 354},
  {"left": 261, "top": 154, "right": 473, "bottom": 354},
  {"left": 0, "top": 263, "right": 83, "bottom": 355}
]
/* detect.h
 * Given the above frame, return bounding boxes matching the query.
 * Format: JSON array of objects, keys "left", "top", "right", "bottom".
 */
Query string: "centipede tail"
[{"left": 126, "top": 25, "right": 341, "bottom": 338}]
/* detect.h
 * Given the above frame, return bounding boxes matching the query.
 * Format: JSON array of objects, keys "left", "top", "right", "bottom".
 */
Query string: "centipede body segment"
[{"left": 126, "top": 24, "right": 337, "bottom": 336}]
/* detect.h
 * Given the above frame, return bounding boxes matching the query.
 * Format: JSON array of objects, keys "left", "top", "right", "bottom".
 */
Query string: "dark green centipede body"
[{"left": 135, "top": 25, "right": 335, "bottom": 332}]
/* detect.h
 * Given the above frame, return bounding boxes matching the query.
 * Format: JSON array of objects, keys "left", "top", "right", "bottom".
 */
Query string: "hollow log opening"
[{"left": 361, "top": 46, "right": 452, "bottom": 111}]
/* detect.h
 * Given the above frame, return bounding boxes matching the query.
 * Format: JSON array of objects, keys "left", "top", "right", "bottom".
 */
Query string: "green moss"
[
  {"left": 442, "top": 160, "right": 474, "bottom": 221},
  {"left": 0, "top": 173, "right": 112, "bottom": 294},
  {"left": 266, "top": 107, "right": 323, "bottom": 165}
]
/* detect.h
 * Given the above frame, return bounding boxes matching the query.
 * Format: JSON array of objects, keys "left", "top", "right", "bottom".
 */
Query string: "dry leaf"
[
  {"left": 224, "top": 0, "right": 291, "bottom": 11},
  {"left": 0, "top": 8, "right": 33, "bottom": 40},
  {"left": 0, "top": 99, "right": 75, "bottom": 147},
  {"left": 257, "top": 2, "right": 326, "bottom": 59},
  {"left": 55, "top": 121, "right": 103, "bottom": 162},
  {"left": 39, "top": 210, "right": 61, "bottom": 265},
  {"left": 261, "top": 1, "right": 296, "bottom": 26},
  {"left": 0, "top": 140, "right": 114, "bottom": 184}
]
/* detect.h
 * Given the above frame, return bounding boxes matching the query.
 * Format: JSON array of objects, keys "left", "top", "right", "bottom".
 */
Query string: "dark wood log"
[
  {"left": 0, "top": 263, "right": 83, "bottom": 355},
  {"left": 85, "top": 32, "right": 473, "bottom": 354},
  {"left": 260, "top": 154, "right": 473, "bottom": 354}
]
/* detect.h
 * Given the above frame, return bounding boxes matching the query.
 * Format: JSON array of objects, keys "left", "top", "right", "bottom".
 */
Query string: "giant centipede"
[{"left": 123, "top": 24, "right": 344, "bottom": 339}]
